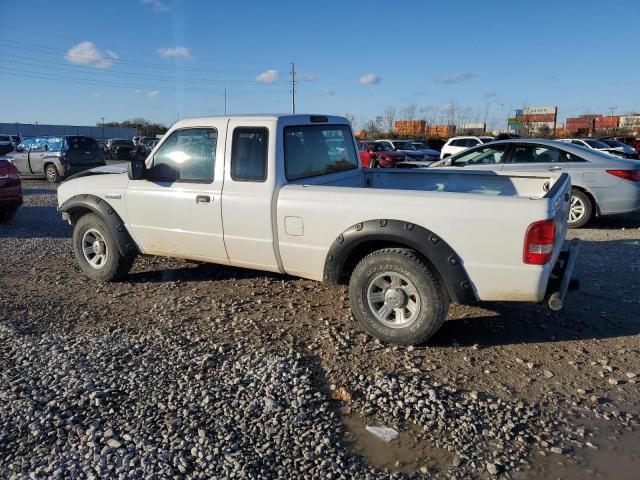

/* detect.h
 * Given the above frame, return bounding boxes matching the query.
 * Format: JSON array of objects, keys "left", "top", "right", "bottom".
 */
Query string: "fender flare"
[
  {"left": 322, "top": 219, "right": 477, "bottom": 305},
  {"left": 59, "top": 194, "right": 138, "bottom": 257}
]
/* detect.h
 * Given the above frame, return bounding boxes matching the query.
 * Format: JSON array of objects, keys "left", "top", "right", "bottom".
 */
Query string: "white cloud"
[
  {"left": 157, "top": 46, "right": 192, "bottom": 59},
  {"left": 359, "top": 73, "right": 380, "bottom": 86},
  {"left": 148, "top": 90, "right": 159, "bottom": 97},
  {"left": 142, "top": 0, "right": 170, "bottom": 12},
  {"left": 65, "top": 42, "right": 116, "bottom": 69},
  {"left": 299, "top": 72, "right": 317, "bottom": 82},
  {"left": 436, "top": 73, "right": 474, "bottom": 84},
  {"left": 256, "top": 69, "right": 279, "bottom": 84}
]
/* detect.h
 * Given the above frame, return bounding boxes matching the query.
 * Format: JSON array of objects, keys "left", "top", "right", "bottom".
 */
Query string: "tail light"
[
  {"left": 524, "top": 220, "right": 555, "bottom": 265},
  {"left": 606, "top": 170, "right": 640, "bottom": 182},
  {"left": 0, "top": 161, "right": 18, "bottom": 178}
]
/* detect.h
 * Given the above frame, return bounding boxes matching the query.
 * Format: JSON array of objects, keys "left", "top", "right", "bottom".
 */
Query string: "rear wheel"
[
  {"left": 45, "top": 164, "right": 60, "bottom": 183},
  {"left": 349, "top": 248, "right": 449, "bottom": 345},
  {"left": 72, "top": 213, "right": 134, "bottom": 281},
  {"left": 568, "top": 189, "right": 593, "bottom": 228}
]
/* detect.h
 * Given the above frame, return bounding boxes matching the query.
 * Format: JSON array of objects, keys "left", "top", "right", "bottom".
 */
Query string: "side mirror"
[
  {"left": 444, "top": 158, "right": 453, "bottom": 166},
  {"left": 128, "top": 156, "right": 146, "bottom": 180}
]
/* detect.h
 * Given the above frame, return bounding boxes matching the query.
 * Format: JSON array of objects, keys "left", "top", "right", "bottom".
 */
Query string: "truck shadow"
[
  {"left": 126, "top": 262, "right": 283, "bottom": 283},
  {"left": 430, "top": 238, "right": 640, "bottom": 347}
]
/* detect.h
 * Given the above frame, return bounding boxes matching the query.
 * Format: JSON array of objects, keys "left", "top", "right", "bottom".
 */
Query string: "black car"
[{"left": 109, "top": 139, "right": 135, "bottom": 160}]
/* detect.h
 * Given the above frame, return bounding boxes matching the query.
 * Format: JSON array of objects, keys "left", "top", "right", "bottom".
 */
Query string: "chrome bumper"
[{"left": 546, "top": 238, "right": 581, "bottom": 311}]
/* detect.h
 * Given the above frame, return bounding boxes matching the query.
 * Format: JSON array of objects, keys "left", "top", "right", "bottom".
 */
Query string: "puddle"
[
  {"left": 512, "top": 421, "right": 640, "bottom": 480},
  {"left": 342, "top": 414, "right": 453, "bottom": 474}
]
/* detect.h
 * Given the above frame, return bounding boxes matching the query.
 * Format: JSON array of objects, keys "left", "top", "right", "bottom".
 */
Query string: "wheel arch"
[
  {"left": 60, "top": 194, "right": 139, "bottom": 257},
  {"left": 323, "top": 219, "right": 477, "bottom": 304}
]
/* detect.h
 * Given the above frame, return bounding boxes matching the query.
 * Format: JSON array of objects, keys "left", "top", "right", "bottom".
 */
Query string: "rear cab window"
[
  {"left": 231, "top": 127, "right": 269, "bottom": 182},
  {"left": 284, "top": 125, "right": 358, "bottom": 180},
  {"left": 65, "top": 136, "right": 98, "bottom": 152}
]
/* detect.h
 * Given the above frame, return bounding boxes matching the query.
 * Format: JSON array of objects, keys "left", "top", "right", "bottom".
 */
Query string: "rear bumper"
[{"left": 545, "top": 238, "right": 581, "bottom": 311}]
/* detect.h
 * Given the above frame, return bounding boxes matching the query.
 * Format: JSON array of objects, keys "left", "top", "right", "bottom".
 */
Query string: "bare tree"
[
  {"left": 383, "top": 105, "right": 397, "bottom": 134},
  {"left": 343, "top": 113, "right": 356, "bottom": 129},
  {"left": 401, "top": 103, "right": 417, "bottom": 121}
]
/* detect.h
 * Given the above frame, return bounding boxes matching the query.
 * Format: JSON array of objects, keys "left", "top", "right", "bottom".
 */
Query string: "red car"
[
  {"left": 357, "top": 141, "right": 406, "bottom": 168},
  {"left": 0, "top": 159, "right": 23, "bottom": 223}
]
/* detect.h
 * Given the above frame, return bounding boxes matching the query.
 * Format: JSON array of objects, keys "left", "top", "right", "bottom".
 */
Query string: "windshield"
[
  {"left": 412, "top": 142, "right": 428, "bottom": 150},
  {"left": 585, "top": 139, "right": 610, "bottom": 149},
  {"left": 602, "top": 140, "right": 626, "bottom": 148},
  {"left": 480, "top": 137, "right": 494, "bottom": 144},
  {"left": 394, "top": 141, "right": 417, "bottom": 150},
  {"left": 66, "top": 136, "right": 98, "bottom": 151},
  {"left": 371, "top": 143, "right": 393, "bottom": 152}
]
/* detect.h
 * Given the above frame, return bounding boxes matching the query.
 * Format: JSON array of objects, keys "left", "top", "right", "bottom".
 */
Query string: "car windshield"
[
  {"left": 585, "top": 139, "right": 610, "bottom": 149},
  {"left": 66, "top": 136, "right": 98, "bottom": 151},
  {"left": 602, "top": 140, "right": 626, "bottom": 148},
  {"left": 480, "top": 137, "right": 494, "bottom": 143},
  {"left": 412, "top": 142, "right": 428, "bottom": 149},
  {"left": 371, "top": 143, "right": 393, "bottom": 152},
  {"left": 394, "top": 141, "right": 417, "bottom": 150}
]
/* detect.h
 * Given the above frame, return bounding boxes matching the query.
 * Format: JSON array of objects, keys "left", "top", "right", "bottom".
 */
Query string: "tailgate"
[{"left": 545, "top": 173, "right": 571, "bottom": 263}]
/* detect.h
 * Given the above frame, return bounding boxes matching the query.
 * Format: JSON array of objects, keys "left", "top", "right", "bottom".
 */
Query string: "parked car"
[
  {"left": 0, "top": 135, "right": 14, "bottom": 156},
  {"left": 140, "top": 137, "right": 158, "bottom": 153},
  {"left": 558, "top": 138, "right": 626, "bottom": 158},
  {"left": 5, "top": 136, "right": 105, "bottom": 183},
  {"left": 108, "top": 139, "right": 135, "bottom": 160},
  {"left": 430, "top": 139, "right": 640, "bottom": 228},
  {"left": 410, "top": 142, "right": 441, "bottom": 161},
  {"left": 415, "top": 138, "right": 444, "bottom": 152},
  {"left": 357, "top": 141, "right": 405, "bottom": 168},
  {"left": 440, "top": 136, "right": 494, "bottom": 159},
  {"left": 375, "top": 139, "right": 431, "bottom": 162},
  {"left": 57, "top": 114, "right": 579, "bottom": 345},
  {"left": 597, "top": 138, "right": 638, "bottom": 159},
  {"left": 0, "top": 158, "right": 23, "bottom": 222},
  {"left": 610, "top": 136, "right": 640, "bottom": 154}
]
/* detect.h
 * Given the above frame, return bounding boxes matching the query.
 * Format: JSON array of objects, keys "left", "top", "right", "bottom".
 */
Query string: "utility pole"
[
  {"left": 224, "top": 88, "right": 227, "bottom": 115},
  {"left": 608, "top": 106, "right": 618, "bottom": 135},
  {"left": 101, "top": 117, "right": 105, "bottom": 140},
  {"left": 289, "top": 62, "right": 296, "bottom": 114},
  {"left": 35, "top": 121, "right": 38, "bottom": 135}
]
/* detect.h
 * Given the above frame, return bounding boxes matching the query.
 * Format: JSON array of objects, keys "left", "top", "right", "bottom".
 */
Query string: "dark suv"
[{"left": 6, "top": 136, "right": 105, "bottom": 182}]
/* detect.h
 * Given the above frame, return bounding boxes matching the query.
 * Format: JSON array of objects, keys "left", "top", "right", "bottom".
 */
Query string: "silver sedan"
[{"left": 429, "top": 139, "right": 640, "bottom": 228}]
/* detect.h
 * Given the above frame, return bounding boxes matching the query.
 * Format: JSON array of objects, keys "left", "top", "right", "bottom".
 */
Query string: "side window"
[
  {"left": 450, "top": 139, "right": 463, "bottom": 147},
  {"left": 30, "top": 138, "right": 47, "bottom": 152},
  {"left": 230, "top": 127, "right": 269, "bottom": 182},
  {"left": 357, "top": 143, "right": 365, "bottom": 152},
  {"left": 571, "top": 140, "right": 584, "bottom": 146},
  {"left": 18, "top": 139, "right": 32, "bottom": 151},
  {"left": 466, "top": 139, "right": 480, "bottom": 147},
  {"left": 451, "top": 145, "right": 508, "bottom": 166},
  {"left": 151, "top": 128, "right": 217, "bottom": 182},
  {"left": 511, "top": 145, "right": 565, "bottom": 163}
]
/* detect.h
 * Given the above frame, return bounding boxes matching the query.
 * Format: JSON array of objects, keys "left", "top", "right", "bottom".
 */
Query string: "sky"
[{"left": 0, "top": 0, "right": 639, "bottom": 130}]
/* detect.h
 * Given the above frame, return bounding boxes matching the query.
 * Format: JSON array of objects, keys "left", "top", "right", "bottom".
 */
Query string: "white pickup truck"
[{"left": 57, "top": 114, "right": 579, "bottom": 345}]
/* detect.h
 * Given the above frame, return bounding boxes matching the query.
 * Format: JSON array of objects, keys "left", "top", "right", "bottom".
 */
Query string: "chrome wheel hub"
[
  {"left": 82, "top": 228, "right": 109, "bottom": 269},
  {"left": 569, "top": 195, "right": 585, "bottom": 223},
  {"left": 366, "top": 272, "right": 421, "bottom": 328}
]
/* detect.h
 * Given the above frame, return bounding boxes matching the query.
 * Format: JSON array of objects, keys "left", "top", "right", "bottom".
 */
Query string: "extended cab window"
[
  {"left": 284, "top": 125, "right": 358, "bottom": 180},
  {"left": 230, "top": 127, "right": 268, "bottom": 181},
  {"left": 451, "top": 144, "right": 508, "bottom": 166},
  {"left": 151, "top": 128, "right": 217, "bottom": 182}
]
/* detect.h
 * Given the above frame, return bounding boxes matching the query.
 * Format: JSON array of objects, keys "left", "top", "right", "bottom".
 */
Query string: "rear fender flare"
[
  {"left": 59, "top": 194, "right": 138, "bottom": 257},
  {"left": 323, "top": 219, "right": 477, "bottom": 304}
]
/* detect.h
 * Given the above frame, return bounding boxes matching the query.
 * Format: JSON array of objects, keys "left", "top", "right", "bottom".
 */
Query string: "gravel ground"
[{"left": 1, "top": 180, "right": 639, "bottom": 479}]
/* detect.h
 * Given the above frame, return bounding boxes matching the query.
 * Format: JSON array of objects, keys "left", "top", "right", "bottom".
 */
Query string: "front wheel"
[
  {"left": 72, "top": 213, "right": 134, "bottom": 281},
  {"left": 568, "top": 189, "right": 593, "bottom": 228},
  {"left": 349, "top": 248, "right": 449, "bottom": 345}
]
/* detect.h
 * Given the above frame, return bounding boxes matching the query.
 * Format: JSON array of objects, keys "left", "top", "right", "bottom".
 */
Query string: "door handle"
[
  {"left": 548, "top": 166, "right": 562, "bottom": 171},
  {"left": 40, "top": 153, "right": 46, "bottom": 157},
  {"left": 196, "top": 195, "right": 211, "bottom": 203}
]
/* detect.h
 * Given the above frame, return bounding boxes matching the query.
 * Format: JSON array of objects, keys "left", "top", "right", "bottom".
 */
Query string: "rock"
[
  {"left": 543, "top": 370, "right": 554, "bottom": 379},
  {"left": 106, "top": 439, "right": 122, "bottom": 448},
  {"left": 486, "top": 462, "right": 499, "bottom": 475}
]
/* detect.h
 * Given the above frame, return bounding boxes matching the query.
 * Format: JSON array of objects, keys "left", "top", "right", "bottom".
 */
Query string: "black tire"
[
  {"left": 45, "top": 164, "right": 60, "bottom": 183},
  {"left": 72, "top": 213, "right": 134, "bottom": 281},
  {"left": 568, "top": 188, "right": 593, "bottom": 229},
  {"left": 0, "top": 208, "right": 17, "bottom": 223},
  {"left": 349, "top": 248, "right": 449, "bottom": 345}
]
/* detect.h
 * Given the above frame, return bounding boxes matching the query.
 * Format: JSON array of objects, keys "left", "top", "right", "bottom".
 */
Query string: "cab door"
[
  {"left": 125, "top": 123, "right": 229, "bottom": 263},
  {"left": 27, "top": 138, "right": 48, "bottom": 175},
  {"left": 11, "top": 139, "right": 33, "bottom": 174}
]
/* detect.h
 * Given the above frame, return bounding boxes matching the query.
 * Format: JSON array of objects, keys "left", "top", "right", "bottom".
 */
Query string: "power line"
[{"left": 0, "top": 37, "right": 276, "bottom": 75}]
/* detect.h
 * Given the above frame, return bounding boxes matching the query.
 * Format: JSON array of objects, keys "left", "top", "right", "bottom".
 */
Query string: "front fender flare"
[
  {"left": 59, "top": 194, "right": 138, "bottom": 257},
  {"left": 323, "top": 219, "right": 477, "bottom": 305}
]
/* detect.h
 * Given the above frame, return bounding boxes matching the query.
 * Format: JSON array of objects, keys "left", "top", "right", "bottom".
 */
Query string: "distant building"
[{"left": 0, "top": 122, "right": 137, "bottom": 139}]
